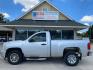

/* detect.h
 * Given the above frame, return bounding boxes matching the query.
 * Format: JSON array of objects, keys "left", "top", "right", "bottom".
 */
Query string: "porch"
[{"left": 0, "top": 20, "right": 88, "bottom": 42}]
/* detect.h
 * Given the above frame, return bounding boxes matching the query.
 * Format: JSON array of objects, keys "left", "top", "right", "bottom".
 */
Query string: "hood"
[{"left": 3, "top": 40, "right": 25, "bottom": 47}]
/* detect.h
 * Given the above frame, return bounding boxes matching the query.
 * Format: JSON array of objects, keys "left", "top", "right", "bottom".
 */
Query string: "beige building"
[{"left": 0, "top": 0, "right": 87, "bottom": 42}]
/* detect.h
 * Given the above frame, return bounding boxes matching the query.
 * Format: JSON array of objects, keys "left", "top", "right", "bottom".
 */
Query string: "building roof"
[
  {"left": 0, "top": 19, "right": 88, "bottom": 29},
  {"left": 0, "top": 23, "right": 13, "bottom": 31}
]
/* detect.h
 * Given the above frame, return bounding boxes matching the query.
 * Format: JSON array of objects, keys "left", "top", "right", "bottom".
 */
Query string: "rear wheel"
[
  {"left": 64, "top": 51, "right": 80, "bottom": 66},
  {"left": 7, "top": 50, "right": 23, "bottom": 65}
]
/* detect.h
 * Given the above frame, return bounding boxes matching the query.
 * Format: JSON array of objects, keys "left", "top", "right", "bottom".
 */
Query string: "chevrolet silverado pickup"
[{"left": 0, "top": 31, "right": 92, "bottom": 66}]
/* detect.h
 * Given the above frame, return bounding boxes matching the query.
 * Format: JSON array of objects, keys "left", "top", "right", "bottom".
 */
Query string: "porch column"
[
  {"left": 74, "top": 30, "right": 77, "bottom": 39},
  {"left": 12, "top": 29, "right": 15, "bottom": 41},
  {"left": 7, "top": 33, "right": 8, "bottom": 41}
]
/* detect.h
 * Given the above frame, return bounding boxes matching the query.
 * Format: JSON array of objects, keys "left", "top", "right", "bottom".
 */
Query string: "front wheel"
[
  {"left": 7, "top": 50, "right": 23, "bottom": 65},
  {"left": 64, "top": 51, "right": 80, "bottom": 66}
]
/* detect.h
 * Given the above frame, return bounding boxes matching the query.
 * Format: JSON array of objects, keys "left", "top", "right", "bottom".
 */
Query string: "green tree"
[
  {"left": 0, "top": 13, "right": 4, "bottom": 22},
  {"left": 0, "top": 13, "right": 9, "bottom": 23},
  {"left": 86, "top": 25, "right": 93, "bottom": 39}
]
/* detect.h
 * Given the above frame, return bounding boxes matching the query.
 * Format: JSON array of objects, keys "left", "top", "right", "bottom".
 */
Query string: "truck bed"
[{"left": 51, "top": 39, "right": 89, "bottom": 57}]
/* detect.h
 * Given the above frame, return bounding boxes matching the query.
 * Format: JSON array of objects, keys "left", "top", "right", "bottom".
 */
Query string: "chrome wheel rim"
[
  {"left": 67, "top": 55, "right": 77, "bottom": 64},
  {"left": 10, "top": 53, "right": 19, "bottom": 63}
]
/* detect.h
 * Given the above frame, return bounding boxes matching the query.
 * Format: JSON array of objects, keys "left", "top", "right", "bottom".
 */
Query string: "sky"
[{"left": 0, "top": 0, "right": 93, "bottom": 26}]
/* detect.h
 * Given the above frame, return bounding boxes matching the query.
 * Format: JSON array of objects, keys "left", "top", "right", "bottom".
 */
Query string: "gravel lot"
[{"left": 0, "top": 44, "right": 92, "bottom": 70}]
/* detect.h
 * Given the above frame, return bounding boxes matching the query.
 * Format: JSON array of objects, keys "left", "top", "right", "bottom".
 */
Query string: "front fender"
[{"left": 5, "top": 47, "right": 23, "bottom": 58}]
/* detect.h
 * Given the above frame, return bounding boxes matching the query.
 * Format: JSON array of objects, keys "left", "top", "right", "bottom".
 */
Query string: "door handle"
[{"left": 41, "top": 43, "right": 46, "bottom": 45}]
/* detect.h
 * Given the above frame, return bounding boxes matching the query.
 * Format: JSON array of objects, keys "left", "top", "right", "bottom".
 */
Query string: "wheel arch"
[
  {"left": 63, "top": 47, "right": 82, "bottom": 58},
  {"left": 5, "top": 48, "right": 24, "bottom": 58}
]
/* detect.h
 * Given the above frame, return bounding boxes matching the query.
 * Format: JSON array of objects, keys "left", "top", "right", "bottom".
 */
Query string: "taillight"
[{"left": 88, "top": 43, "right": 91, "bottom": 50}]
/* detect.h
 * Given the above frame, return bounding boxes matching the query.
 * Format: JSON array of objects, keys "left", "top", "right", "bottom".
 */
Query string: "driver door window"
[{"left": 29, "top": 33, "right": 46, "bottom": 42}]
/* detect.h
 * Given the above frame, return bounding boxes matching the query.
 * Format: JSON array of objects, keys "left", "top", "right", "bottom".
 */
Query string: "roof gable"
[{"left": 18, "top": 0, "right": 70, "bottom": 20}]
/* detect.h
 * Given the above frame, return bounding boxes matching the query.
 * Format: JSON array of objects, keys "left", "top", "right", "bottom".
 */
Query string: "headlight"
[
  {"left": 2, "top": 43, "right": 5, "bottom": 49},
  {"left": 1, "top": 43, "right": 7, "bottom": 53}
]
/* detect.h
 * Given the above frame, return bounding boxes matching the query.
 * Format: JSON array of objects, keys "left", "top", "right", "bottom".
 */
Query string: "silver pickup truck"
[{"left": 1, "top": 31, "right": 92, "bottom": 66}]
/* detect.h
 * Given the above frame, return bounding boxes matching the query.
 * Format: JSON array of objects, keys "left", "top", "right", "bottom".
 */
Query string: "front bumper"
[{"left": 0, "top": 49, "right": 6, "bottom": 58}]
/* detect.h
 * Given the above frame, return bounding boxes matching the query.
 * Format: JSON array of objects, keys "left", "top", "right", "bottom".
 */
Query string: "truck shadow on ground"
[
  {"left": 21, "top": 57, "right": 93, "bottom": 66},
  {"left": 0, "top": 56, "right": 93, "bottom": 69}
]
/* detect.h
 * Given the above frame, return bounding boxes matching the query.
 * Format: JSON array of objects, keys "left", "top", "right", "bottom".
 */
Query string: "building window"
[
  {"left": 15, "top": 29, "right": 74, "bottom": 40},
  {"left": 62, "top": 30, "right": 74, "bottom": 40},
  {"left": 28, "top": 30, "right": 38, "bottom": 38},
  {"left": 50, "top": 30, "right": 61, "bottom": 40},
  {"left": 15, "top": 29, "right": 27, "bottom": 40},
  {"left": 15, "top": 29, "right": 39, "bottom": 40},
  {"left": 43, "top": 8, "right": 48, "bottom": 11}
]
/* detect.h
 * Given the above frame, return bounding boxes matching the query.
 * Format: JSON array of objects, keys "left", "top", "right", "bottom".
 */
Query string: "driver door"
[{"left": 26, "top": 32, "right": 50, "bottom": 57}]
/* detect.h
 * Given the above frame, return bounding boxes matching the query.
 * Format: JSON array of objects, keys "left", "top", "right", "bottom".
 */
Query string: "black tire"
[
  {"left": 7, "top": 50, "right": 23, "bottom": 65},
  {"left": 64, "top": 51, "right": 80, "bottom": 66}
]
